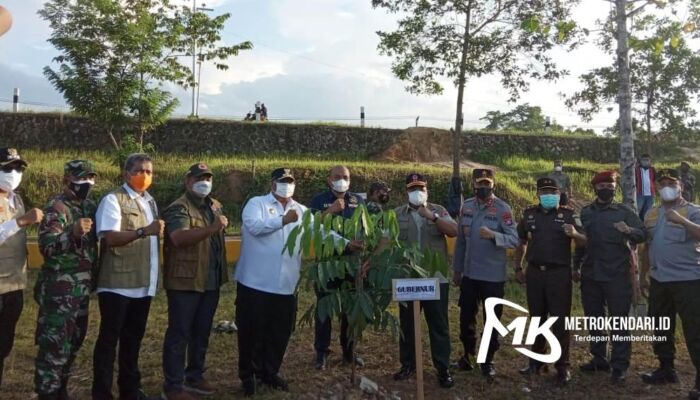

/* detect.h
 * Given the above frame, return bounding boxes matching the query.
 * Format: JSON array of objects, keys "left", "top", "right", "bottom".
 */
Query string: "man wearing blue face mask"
[
  {"left": 513, "top": 177, "right": 586, "bottom": 386},
  {"left": 309, "top": 165, "right": 366, "bottom": 370},
  {"left": 161, "top": 163, "right": 228, "bottom": 400}
]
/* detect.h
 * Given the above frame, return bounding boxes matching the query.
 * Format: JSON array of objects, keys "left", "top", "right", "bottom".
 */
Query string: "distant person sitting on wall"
[
  {"left": 244, "top": 112, "right": 254, "bottom": 121},
  {"left": 261, "top": 103, "right": 268, "bottom": 121}
]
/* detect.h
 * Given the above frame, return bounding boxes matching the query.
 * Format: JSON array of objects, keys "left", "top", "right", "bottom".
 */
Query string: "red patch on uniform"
[
  {"left": 198, "top": 163, "right": 208, "bottom": 170},
  {"left": 502, "top": 211, "right": 513, "bottom": 226},
  {"left": 488, "top": 207, "right": 498, "bottom": 215}
]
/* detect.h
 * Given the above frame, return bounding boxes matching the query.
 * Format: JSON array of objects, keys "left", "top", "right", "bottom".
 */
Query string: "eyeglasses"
[{"left": 1, "top": 164, "right": 25, "bottom": 173}]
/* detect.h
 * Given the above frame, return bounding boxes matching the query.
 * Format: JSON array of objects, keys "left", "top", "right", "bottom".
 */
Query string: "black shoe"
[
  {"left": 579, "top": 359, "right": 611, "bottom": 373},
  {"left": 437, "top": 370, "right": 455, "bottom": 388},
  {"left": 641, "top": 367, "right": 679, "bottom": 385},
  {"left": 519, "top": 363, "right": 542, "bottom": 376},
  {"left": 611, "top": 369, "right": 626, "bottom": 384},
  {"left": 453, "top": 355, "right": 474, "bottom": 371},
  {"left": 261, "top": 375, "right": 288, "bottom": 392},
  {"left": 480, "top": 363, "right": 496, "bottom": 382},
  {"left": 343, "top": 352, "right": 365, "bottom": 367},
  {"left": 242, "top": 379, "right": 256, "bottom": 397},
  {"left": 393, "top": 366, "right": 414, "bottom": 381},
  {"left": 689, "top": 386, "right": 700, "bottom": 400},
  {"left": 315, "top": 352, "right": 328, "bottom": 370},
  {"left": 556, "top": 369, "right": 571, "bottom": 387}
]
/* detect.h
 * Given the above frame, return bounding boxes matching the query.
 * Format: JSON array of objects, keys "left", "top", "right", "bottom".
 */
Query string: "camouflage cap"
[
  {"left": 64, "top": 160, "right": 96, "bottom": 178},
  {"left": 0, "top": 147, "right": 27, "bottom": 167}
]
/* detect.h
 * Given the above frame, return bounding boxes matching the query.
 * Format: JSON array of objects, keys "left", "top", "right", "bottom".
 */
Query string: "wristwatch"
[
  {"left": 136, "top": 227, "right": 146, "bottom": 239},
  {"left": 432, "top": 212, "right": 439, "bottom": 222}
]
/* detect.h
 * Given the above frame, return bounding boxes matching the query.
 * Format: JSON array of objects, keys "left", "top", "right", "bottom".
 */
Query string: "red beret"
[{"left": 591, "top": 170, "right": 618, "bottom": 185}]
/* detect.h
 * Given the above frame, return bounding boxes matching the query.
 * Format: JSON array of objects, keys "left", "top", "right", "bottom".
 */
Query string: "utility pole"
[{"left": 191, "top": 1, "right": 212, "bottom": 117}]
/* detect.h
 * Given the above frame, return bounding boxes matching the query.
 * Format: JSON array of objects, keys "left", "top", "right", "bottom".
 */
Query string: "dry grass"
[{"left": 2, "top": 270, "right": 696, "bottom": 400}]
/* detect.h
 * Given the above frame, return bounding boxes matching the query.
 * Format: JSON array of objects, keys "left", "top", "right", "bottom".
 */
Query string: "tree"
[
  {"left": 565, "top": 12, "right": 700, "bottom": 151},
  {"left": 40, "top": 0, "right": 252, "bottom": 149},
  {"left": 284, "top": 206, "right": 448, "bottom": 383},
  {"left": 372, "top": 0, "right": 583, "bottom": 187},
  {"left": 481, "top": 103, "right": 548, "bottom": 131}
]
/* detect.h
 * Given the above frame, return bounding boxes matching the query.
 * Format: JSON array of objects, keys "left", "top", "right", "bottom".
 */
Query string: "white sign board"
[{"left": 392, "top": 278, "right": 440, "bottom": 302}]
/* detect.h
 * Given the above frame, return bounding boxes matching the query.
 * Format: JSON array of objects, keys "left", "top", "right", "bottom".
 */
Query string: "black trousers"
[
  {"left": 580, "top": 277, "right": 632, "bottom": 371},
  {"left": 92, "top": 292, "right": 152, "bottom": 400},
  {"left": 459, "top": 277, "right": 505, "bottom": 363},
  {"left": 162, "top": 289, "right": 220, "bottom": 392},
  {"left": 0, "top": 289, "right": 23, "bottom": 388},
  {"left": 236, "top": 283, "right": 296, "bottom": 384},
  {"left": 399, "top": 283, "right": 451, "bottom": 373},
  {"left": 314, "top": 288, "right": 352, "bottom": 357},
  {"left": 649, "top": 278, "right": 700, "bottom": 383},
  {"left": 526, "top": 265, "right": 572, "bottom": 370}
]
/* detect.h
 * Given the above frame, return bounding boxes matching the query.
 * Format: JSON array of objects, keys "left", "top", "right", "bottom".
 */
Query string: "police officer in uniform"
[
  {"left": 310, "top": 165, "right": 365, "bottom": 369},
  {"left": 452, "top": 168, "right": 519, "bottom": 381},
  {"left": 640, "top": 169, "right": 700, "bottom": 400},
  {"left": 514, "top": 177, "right": 586, "bottom": 386},
  {"left": 392, "top": 173, "right": 457, "bottom": 388},
  {"left": 575, "top": 171, "right": 645, "bottom": 384}
]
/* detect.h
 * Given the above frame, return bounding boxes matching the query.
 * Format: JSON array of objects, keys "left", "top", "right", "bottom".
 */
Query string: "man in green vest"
[
  {"left": 392, "top": 173, "right": 458, "bottom": 388},
  {"left": 92, "top": 153, "right": 164, "bottom": 400},
  {"left": 0, "top": 147, "right": 43, "bottom": 388},
  {"left": 161, "top": 163, "right": 228, "bottom": 400}
]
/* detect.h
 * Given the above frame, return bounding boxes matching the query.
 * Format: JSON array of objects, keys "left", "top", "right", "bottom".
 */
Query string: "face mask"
[
  {"left": 475, "top": 187, "right": 493, "bottom": 200},
  {"left": 539, "top": 194, "right": 560, "bottom": 209},
  {"left": 408, "top": 190, "right": 428, "bottom": 206},
  {"left": 331, "top": 179, "right": 350, "bottom": 193},
  {"left": 660, "top": 186, "right": 680, "bottom": 202},
  {"left": 596, "top": 188, "right": 615, "bottom": 203},
  {"left": 70, "top": 179, "right": 94, "bottom": 200},
  {"left": 128, "top": 172, "right": 152, "bottom": 192},
  {"left": 0, "top": 170, "right": 22, "bottom": 192},
  {"left": 192, "top": 181, "right": 212, "bottom": 198},
  {"left": 275, "top": 182, "right": 295, "bottom": 198},
  {"left": 378, "top": 194, "right": 389, "bottom": 204},
  {"left": 554, "top": 166, "right": 562, "bottom": 172}
]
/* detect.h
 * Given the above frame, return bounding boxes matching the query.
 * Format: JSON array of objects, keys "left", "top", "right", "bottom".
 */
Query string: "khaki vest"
[
  {"left": 163, "top": 194, "right": 228, "bottom": 292},
  {"left": 0, "top": 193, "right": 27, "bottom": 294},
  {"left": 395, "top": 203, "right": 450, "bottom": 261},
  {"left": 97, "top": 187, "right": 154, "bottom": 289}
]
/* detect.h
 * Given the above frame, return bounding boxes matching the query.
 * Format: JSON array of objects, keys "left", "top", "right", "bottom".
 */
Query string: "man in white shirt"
[
  {"left": 0, "top": 147, "right": 43, "bottom": 388},
  {"left": 234, "top": 168, "right": 304, "bottom": 396},
  {"left": 92, "top": 153, "right": 164, "bottom": 400},
  {"left": 635, "top": 153, "right": 657, "bottom": 220}
]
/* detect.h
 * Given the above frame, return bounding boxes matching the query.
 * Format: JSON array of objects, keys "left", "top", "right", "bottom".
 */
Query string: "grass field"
[{"left": 2, "top": 267, "right": 696, "bottom": 400}]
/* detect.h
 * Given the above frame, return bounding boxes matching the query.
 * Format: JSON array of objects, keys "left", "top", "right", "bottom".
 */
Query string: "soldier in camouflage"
[
  {"left": 34, "top": 160, "right": 98, "bottom": 400},
  {"left": 366, "top": 181, "right": 391, "bottom": 215}
]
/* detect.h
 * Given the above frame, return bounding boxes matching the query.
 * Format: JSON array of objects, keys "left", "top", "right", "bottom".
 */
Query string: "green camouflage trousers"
[{"left": 33, "top": 272, "right": 90, "bottom": 395}]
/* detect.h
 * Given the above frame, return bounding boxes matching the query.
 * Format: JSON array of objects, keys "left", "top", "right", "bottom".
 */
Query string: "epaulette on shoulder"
[
  {"left": 559, "top": 204, "right": 574, "bottom": 211},
  {"left": 525, "top": 204, "right": 539, "bottom": 211}
]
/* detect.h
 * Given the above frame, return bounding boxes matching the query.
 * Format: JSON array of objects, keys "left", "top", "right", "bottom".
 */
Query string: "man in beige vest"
[
  {"left": 393, "top": 173, "right": 458, "bottom": 388},
  {"left": 0, "top": 147, "right": 43, "bottom": 388},
  {"left": 92, "top": 153, "right": 164, "bottom": 400},
  {"left": 161, "top": 163, "right": 228, "bottom": 400}
]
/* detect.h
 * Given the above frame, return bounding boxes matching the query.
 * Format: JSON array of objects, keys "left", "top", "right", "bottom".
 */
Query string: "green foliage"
[
  {"left": 39, "top": 0, "right": 252, "bottom": 149},
  {"left": 113, "top": 134, "right": 156, "bottom": 168},
  {"left": 285, "top": 205, "right": 448, "bottom": 346}
]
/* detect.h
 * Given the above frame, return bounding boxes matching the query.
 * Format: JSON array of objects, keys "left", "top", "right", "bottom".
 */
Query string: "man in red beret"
[{"left": 574, "top": 170, "right": 645, "bottom": 384}]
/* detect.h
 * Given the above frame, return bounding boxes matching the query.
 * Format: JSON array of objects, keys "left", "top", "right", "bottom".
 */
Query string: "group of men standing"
[{"left": 2, "top": 146, "right": 700, "bottom": 400}]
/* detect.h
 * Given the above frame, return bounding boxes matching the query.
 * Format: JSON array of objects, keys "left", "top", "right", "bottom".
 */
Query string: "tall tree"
[
  {"left": 40, "top": 0, "right": 252, "bottom": 149},
  {"left": 372, "top": 0, "right": 582, "bottom": 182}
]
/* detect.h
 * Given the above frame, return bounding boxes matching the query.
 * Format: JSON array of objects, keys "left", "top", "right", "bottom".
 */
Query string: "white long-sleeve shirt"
[
  {"left": 0, "top": 192, "right": 21, "bottom": 246},
  {"left": 235, "top": 193, "right": 308, "bottom": 295}
]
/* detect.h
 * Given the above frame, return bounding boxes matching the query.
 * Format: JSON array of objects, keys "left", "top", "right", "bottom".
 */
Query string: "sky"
[{"left": 0, "top": 0, "right": 634, "bottom": 131}]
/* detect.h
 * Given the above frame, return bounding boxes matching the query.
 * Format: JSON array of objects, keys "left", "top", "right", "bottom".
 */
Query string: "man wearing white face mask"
[
  {"left": 0, "top": 147, "right": 43, "bottom": 388},
  {"left": 548, "top": 159, "right": 572, "bottom": 206},
  {"left": 640, "top": 169, "right": 700, "bottom": 400},
  {"left": 235, "top": 168, "right": 306, "bottom": 396},
  {"left": 309, "top": 165, "right": 366, "bottom": 370},
  {"left": 161, "top": 163, "right": 228, "bottom": 400}
]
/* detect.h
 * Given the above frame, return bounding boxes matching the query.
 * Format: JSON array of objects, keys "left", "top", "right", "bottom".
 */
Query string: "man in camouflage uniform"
[
  {"left": 34, "top": 160, "right": 98, "bottom": 400},
  {"left": 366, "top": 181, "right": 391, "bottom": 215}
]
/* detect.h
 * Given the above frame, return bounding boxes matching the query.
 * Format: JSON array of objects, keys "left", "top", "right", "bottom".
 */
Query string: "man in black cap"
[
  {"left": 514, "top": 177, "right": 586, "bottom": 386},
  {"left": 392, "top": 173, "right": 457, "bottom": 388},
  {"left": 234, "top": 168, "right": 306, "bottom": 396},
  {"left": 640, "top": 168, "right": 700, "bottom": 400},
  {"left": 366, "top": 181, "right": 391, "bottom": 215},
  {"left": 0, "top": 147, "right": 43, "bottom": 388},
  {"left": 161, "top": 163, "right": 228, "bottom": 400}
]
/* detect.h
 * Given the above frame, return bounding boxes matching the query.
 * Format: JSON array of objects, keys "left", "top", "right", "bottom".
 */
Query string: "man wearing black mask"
[
  {"left": 574, "top": 171, "right": 645, "bottom": 385},
  {"left": 366, "top": 181, "right": 391, "bottom": 215}
]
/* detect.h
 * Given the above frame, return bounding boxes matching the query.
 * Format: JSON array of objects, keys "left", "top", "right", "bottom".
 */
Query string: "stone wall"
[{"left": 0, "top": 112, "right": 676, "bottom": 162}]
